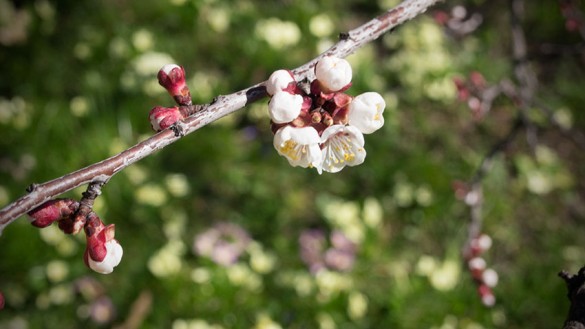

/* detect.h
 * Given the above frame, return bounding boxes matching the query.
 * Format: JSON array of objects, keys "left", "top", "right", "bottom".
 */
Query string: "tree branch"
[{"left": 0, "top": 0, "right": 442, "bottom": 232}]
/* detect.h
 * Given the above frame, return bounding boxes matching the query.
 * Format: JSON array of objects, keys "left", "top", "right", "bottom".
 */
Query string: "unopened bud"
[
  {"left": 322, "top": 112, "right": 333, "bottom": 126},
  {"left": 311, "top": 110, "right": 322, "bottom": 123},
  {"left": 84, "top": 216, "right": 123, "bottom": 274},
  {"left": 268, "top": 92, "right": 303, "bottom": 124},
  {"left": 468, "top": 257, "right": 486, "bottom": 271},
  {"left": 266, "top": 70, "right": 295, "bottom": 96},
  {"left": 482, "top": 268, "right": 499, "bottom": 288},
  {"left": 157, "top": 64, "right": 192, "bottom": 106},
  {"left": 149, "top": 106, "right": 185, "bottom": 131},
  {"left": 478, "top": 284, "right": 495, "bottom": 307},
  {"left": 476, "top": 234, "right": 492, "bottom": 251},
  {"left": 315, "top": 56, "right": 352, "bottom": 93},
  {"left": 27, "top": 199, "right": 78, "bottom": 228},
  {"left": 469, "top": 71, "right": 486, "bottom": 89},
  {"left": 348, "top": 92, "right": 385, "bottom": 134}
]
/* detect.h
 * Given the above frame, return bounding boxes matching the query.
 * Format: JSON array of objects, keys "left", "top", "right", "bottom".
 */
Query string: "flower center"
[
  {"left": 325, "top": 133, "right": 359, "bottom": 165},
  {"left": 279, "top": 139, "right": 306, "bottom": 161}
]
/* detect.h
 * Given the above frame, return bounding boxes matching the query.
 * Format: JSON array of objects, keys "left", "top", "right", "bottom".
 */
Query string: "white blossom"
[
  {"left": 266, "top": 70, "right": 295, "bottom": 96},
  {"left": 320, "top": 125, "right": 366, "bottom": 173},
  {"left": 315, "top": 56, "right": 352, "bottom": 92},
  {"left": 348, "top": 92, "right": 386, "bottom": 134},
  {"left": 268, "top": 91, "right": 303, "bottom": 123},
  {"left": 88, "top": 240, "right": 123, "bottom": 274},
  {"left": 273, "top": 126, "right": 323, "bottom": 173}
]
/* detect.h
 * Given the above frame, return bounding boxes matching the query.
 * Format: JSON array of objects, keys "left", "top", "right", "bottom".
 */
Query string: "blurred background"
[{"left": 1, "top": 0, "right": 584, "bottom": 328}]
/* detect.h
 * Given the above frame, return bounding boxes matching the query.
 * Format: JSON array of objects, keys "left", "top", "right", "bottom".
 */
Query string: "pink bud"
[
  {"left": 27, "top": 199, "right": 78, "bottom": 228},
  {"left": 157, "top": 64, "right": 192, "bottom": 105},
  {"left": 0, "top": 291, "right": 4, "bottom": 310},
  {"left": 478, "top": 284, "right": 495, "bottom": 307},
  {"left": 84, "top": 239, "right": 123, "bottom": 275},
  {"left": 451, "top": 180, "right": 470, "bottom": 200},
  {"left": 84, "top": 219, "right": 123, "bottom": 274},
  {"left": 433, "top": 10, "right": 450, "bottom": 25},
  {"left": 469, "top": 71, "right": 486, "bottom": 89},
  {"left": 149, "top": 106, "right": 185, "bottom": 131}
]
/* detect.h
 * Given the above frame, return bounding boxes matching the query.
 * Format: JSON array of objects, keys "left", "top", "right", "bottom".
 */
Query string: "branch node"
[
  {"left": 339, "top": 32, "right": 350, "bottom": 40},
  {"left": 26, "top": 183, "right": 38, "bottom": 193},
  {"left": 171, "top": 121, "right": 187, "bottom": 137}
]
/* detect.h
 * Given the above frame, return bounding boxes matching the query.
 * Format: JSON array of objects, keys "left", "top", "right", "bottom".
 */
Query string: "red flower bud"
[
  {"left": 0, "top": 291, "right": 4, "bottom": 310},
  {"left": 469, "top": 71, "right": 486, "bottom": 89},
  {"left": 27, "top": 199, "right": 78, "bottom": 228},
  {"left": 478, "top": 284, "right": 495, "bottom": 307},
  {"left": 83, "top": 214, "right": 123, "bottom": 274},
  {"left": 149, "top": 106, "right": 185, "bottom": 131},
  {"left": 157, "top": 64, "right": 192, "bottom": 106}
]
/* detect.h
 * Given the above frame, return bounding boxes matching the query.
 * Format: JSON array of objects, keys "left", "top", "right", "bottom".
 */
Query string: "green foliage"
[{"left": 1, "top": 0, "right": 584, "bottom": 328}]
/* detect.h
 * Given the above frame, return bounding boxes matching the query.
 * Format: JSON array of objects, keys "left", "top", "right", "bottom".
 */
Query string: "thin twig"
[
  {"left": 0, "top": 0, "right": 442, "bottom": 232},
  {"left": 464, "top": 117, "right": 523, "bottom": 254}
]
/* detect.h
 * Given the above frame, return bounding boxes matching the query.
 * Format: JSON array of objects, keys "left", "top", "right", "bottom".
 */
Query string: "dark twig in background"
[{"left": 560, "top": 267, "right": 585, "bottom": 329}]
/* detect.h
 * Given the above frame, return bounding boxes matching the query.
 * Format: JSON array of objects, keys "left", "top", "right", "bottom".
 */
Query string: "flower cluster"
[
  {"left": 27, "top": 199, "right": 123, "bottom": 274},
  {"left": 149, "top": 64, "right": 193, "bottom": 132},
  {"left": 267, "top": 56, "right": 386, "bottom": 174},
  {"left": 299, "top": 229, "right": 357, "bottom": 274},
  {"left": 465, "top": 233, "right": 498, "bottom": 307}
]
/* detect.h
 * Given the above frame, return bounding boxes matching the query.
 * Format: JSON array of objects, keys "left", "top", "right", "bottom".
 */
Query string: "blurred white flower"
[
  {"left": 255, "top": 18, "right": 300, "bottom": 49},
  {"left": 309, "top": 14, "right": 334, "bottom": 38},
  {"left": 133, "top": 52, "right": 175, "bottom": 76},
  {"left": 347, "top": 291, "right": 368, "bottom": 320}
]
